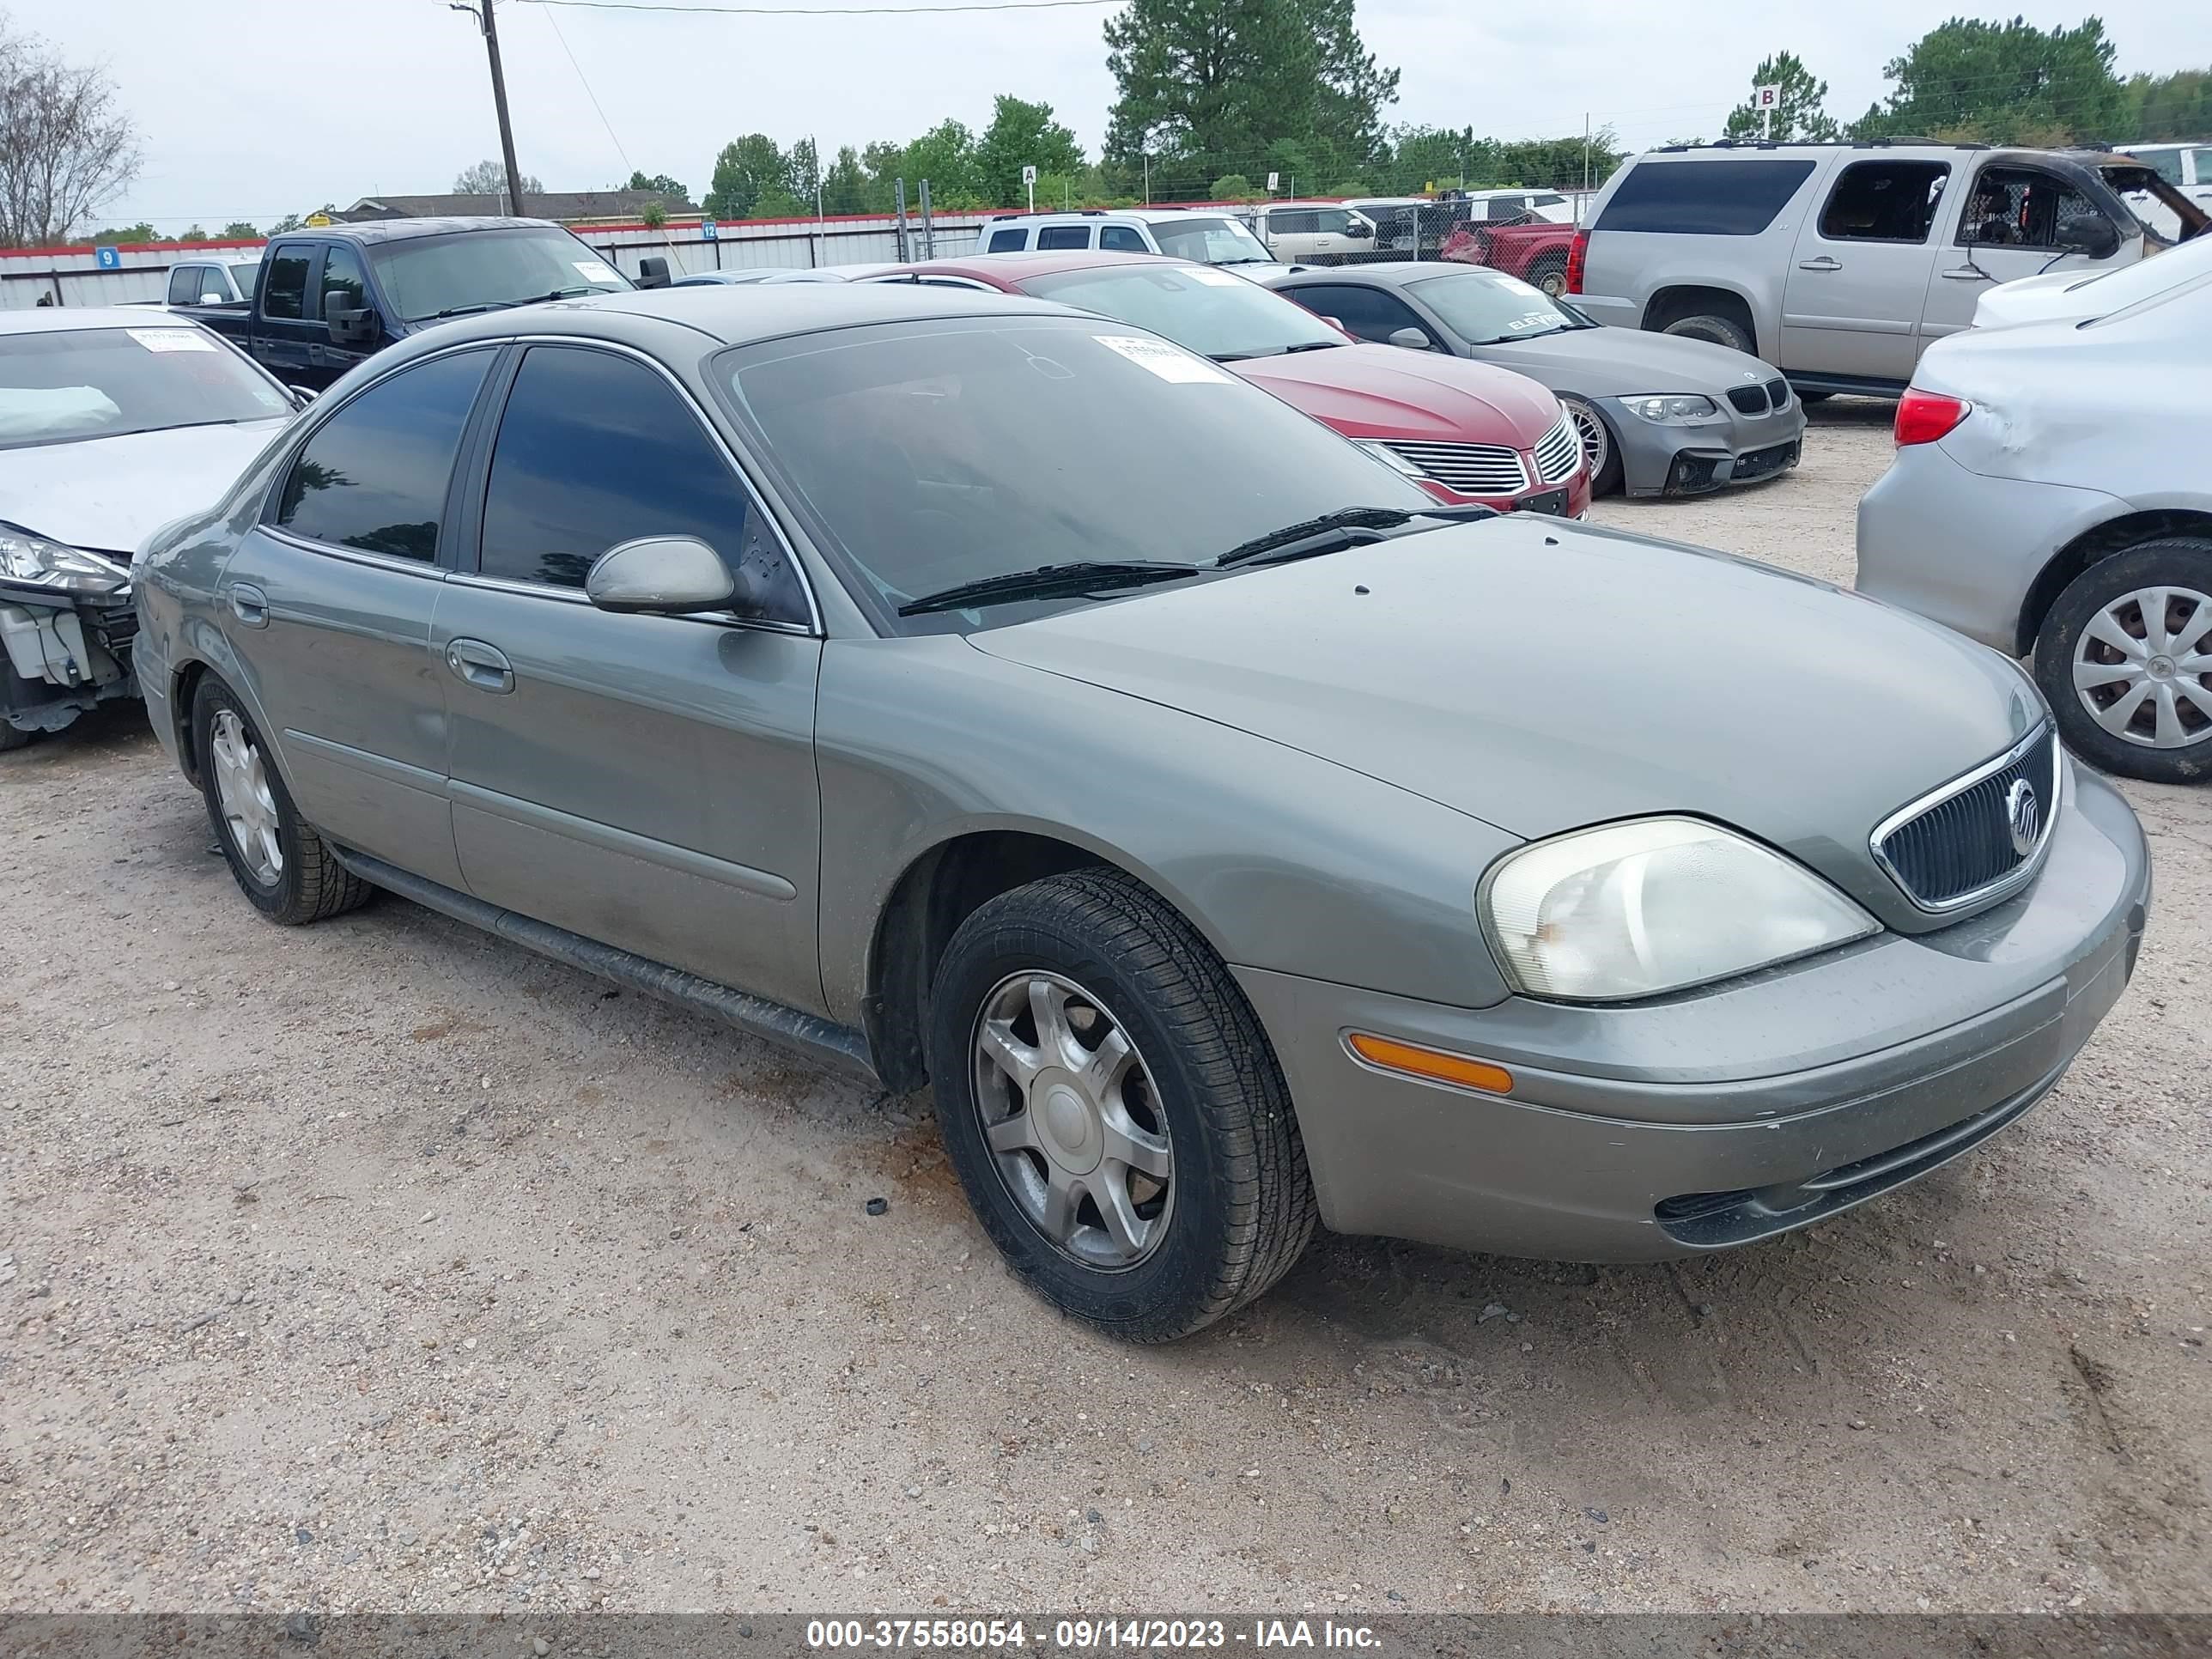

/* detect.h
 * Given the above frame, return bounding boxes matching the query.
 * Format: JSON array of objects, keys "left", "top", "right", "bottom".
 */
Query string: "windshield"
[
  {"left": 717, "top": 315, "right": 1430, "bottom": 632},
  {"left": 1018, "top": 263, "right": 1344, "bottom": 360},
  {"left": 1406, "top": 269, "right": 1581, "bottom": 342},
  {"left": 369, "top": 228, "right": 632, "bottom": 321},
  {"left": 0, "top": 326, "right": 292, "bottom": 450},
  {"left": 1147, "top": 216, "right": 1275, "bottom": 265}
]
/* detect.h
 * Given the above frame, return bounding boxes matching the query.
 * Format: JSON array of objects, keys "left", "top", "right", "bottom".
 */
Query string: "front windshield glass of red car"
[
  {"left": 1405, "top": 270, "right": 1583, "bottom": 343},
  {"left": 718, "top": 315, "right": 1431, "bottom": 632},
  {"left": 1018, "top": 264, "right": 1346, "bottom": 361}
]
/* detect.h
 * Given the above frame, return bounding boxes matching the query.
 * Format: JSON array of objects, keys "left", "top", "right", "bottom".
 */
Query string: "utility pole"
[{"left": 453, "top": 1, "right": 527, "bottom": 216}]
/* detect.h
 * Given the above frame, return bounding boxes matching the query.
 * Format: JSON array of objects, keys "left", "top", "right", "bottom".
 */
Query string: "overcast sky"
[{"left": 28, "top": 0, "right": 2212, "bottom": 230}]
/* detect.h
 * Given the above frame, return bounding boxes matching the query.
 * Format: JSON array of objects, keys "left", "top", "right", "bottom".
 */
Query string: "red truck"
[{"left": 1439, "top": 216, "right": 1577, "bottom": 295}]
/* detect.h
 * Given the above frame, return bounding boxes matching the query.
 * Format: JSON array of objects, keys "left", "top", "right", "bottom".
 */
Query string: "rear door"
[
  {"left": 433, "top": 339, "right": 826, "bottom": 1013},
  {"left": 1918, "top": 161, "right": 2130, "bottom": 348},
  {"left": 216, "top": 344, "right": 499, "bottom": 889},
  {"left": 1778, "top": 158, "right": 1952, "bottom": 380}
]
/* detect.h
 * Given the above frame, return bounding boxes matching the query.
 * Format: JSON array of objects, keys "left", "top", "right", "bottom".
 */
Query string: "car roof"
[
  {"left": 274, "top": 216, "right": 571, "bottom": 246},
  {"left": 985, "top": 206, "right": 1237, "bottom": 224},
  {"left": 0, "top": 307, "right": 221, "bottom": 336},
  {"left": 902, "top": 250, "right": 1188, "bottom": 284}
]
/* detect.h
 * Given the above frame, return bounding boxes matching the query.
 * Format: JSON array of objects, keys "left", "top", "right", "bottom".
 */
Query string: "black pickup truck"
[{"left": 177, "top": 216, "right": 650, "bottom": 389}]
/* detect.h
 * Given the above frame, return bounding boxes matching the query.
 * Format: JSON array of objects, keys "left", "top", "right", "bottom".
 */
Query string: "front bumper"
[
  {"left": 1607, "top": 394, "right": 1807, "bottom": 497},
  {"left": 1237, "top": 765, "right": 2150, "bottom": 1262},
  {"left": 1, "top": 584, "right": 139, "bottom": 735}
]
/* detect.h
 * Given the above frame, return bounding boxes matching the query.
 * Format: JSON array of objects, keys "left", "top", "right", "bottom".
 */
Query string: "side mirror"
[
  {"left": 637, "top": 256, "right": 672, "bottom": 289},
  {"left": 288, "top": 385, "right": 318, "bottom": 408},
  {"left": 326, "top": 300, "right": 380, "bottom": 346},
  {"left": 2056, "top": 214, "right": 2121, "bottom": 261},
  {"left": 1345, "top": 222, "right": 1373, "bottom": 239},
  {"left": 1388, "top": 326, "right": 1434, "bottom": 350},
  {"left": 200, "top": 292, "right": 224, "bottom": 306},
  {"left": 585, "top": 536, "right": 738, "bottom": 615}
]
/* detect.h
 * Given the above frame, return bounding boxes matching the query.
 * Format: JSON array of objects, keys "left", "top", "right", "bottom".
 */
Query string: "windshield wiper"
[
  {"left": 1213, "top": 503, "right": 1498, "bottom": 569},
  {"left": 896, "top": 560, "right": 1201, "bottom": 617},
  {"left": 1212, "top": 338, "right": 1350, "bottom": 362},
  {"left": 430, "top": 288, "right": 599, "bottom": 321}
]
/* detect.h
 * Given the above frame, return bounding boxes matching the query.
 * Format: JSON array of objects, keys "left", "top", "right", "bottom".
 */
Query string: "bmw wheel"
[
  {"left": 927, "top": 867, "right": 1317, "bottom": 1341},
  {"left": 2034, "top": 538, "right": 2212, "bottom": 784},
  {"left": 1559, "top": 395, "right": 1622, "bottom": 495}
]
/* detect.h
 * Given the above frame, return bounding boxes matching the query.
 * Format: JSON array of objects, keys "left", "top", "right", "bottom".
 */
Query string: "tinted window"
[
  {"left": 1283, "top": 283, "right": 1429, "bottom": 345},
  {"left": 1482, "top": 197, "right": 1525, "bottom": 222},
  {"left": 1595, "top": 159, "right": 1819, "bottom": 234},
  {"left": 368, "top": 228, "right": 629, "bottom": 323},
  {"left": 1036, "top": 225, "right": 1091, "bottom": 250},
  {"left": 319, "top": 244, "right": 370, "bottom": 318},
  {"left": 986, "top": 228, "right": 1027, "bottom": 252},
  {"left": 167, "top": 265, "right": 208, "bottom": 305},
  {"left": 477, "top": 346, "right": 803, "bottom": 623},
  {"left": 0, "top": 325, "right": 293, "bottom": 450},
  {"left": 1818, "top": 161, "right": 1950, "bottom": 243},
  {"left": 1099, "top": 225, "right": 1147, "bottom": 252},
  {"left": 263, "top": 245, "right": 312, "bottom": 319},
  {"left": 1272, "top": 211, "right": 1319, "bottom": 235},
  {"left": 275, "top": 349, "right": 490, "bottom": 559}
]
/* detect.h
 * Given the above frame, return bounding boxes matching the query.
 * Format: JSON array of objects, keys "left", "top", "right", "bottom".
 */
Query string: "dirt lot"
[{"left": 4, "top": 402, "right": 2209, "bottom": 1620}]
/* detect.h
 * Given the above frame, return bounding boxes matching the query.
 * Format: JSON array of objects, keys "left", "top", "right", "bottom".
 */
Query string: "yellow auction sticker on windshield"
[
  {"left": 127, "top": 329, "right": 217, "bottom": 353},
  {"left": 1093, "top": 334, "right": 1234, "bottom": 384}
]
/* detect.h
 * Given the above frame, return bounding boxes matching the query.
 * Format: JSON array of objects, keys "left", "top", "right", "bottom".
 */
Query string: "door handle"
[
  {"left": 1796, "top": 256, "right": 1842, "bottom": 271},
  {"left": 444, "top": 638, "right": 515, "bottom": 694},
  {"left": 1941, "top": 265, "right": 1992, "bottom": 282},
  {"left": 228, "top": 583, "right": 270, "bottom": 628}
]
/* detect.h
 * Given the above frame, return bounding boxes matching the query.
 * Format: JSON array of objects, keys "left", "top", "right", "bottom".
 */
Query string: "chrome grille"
[
  {"left": 1872, "top": 725, "right": 2062, "bottom": 911},
  {"left": 1532, "top": 415, "right": 1581, "bottom": 485},
  {"left": 1383, "top": 440, "right": 1529, "bottom": 497},
  {"left": 1725, "top": 384, "right": 1769, "bottom": 415}
]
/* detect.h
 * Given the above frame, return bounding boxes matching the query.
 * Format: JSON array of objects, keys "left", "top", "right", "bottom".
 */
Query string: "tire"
[
  {"left": 1659, "top": 311, "right": 1755, "bottom": 355},
  {"left": 2033, "top": 538, "right": 2212, "bottom": 785},
  {"left": 1559, "top": 394, "right": 1623, "bottom": 495},
  {"left": 1525, "top": 255, "right": 1569, "bottom": 298},
  {"left": 192, "top": 676, "right": 373, "bottom": 924},
  {"left": 927, "top": 867, "right": 1317, "bottom": 1342},
  {"left": 0, "top": 722, "right": 29, "bottom": 753}
]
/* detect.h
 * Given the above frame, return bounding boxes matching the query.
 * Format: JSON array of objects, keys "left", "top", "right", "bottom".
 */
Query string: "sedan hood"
[
  {"left": 969, "top": 515, "right": 2045, "bottom": 928},
  {"left": 0, "top": 420, "right": 289, "bottom": 556},
  {"left": 1972, "top": 268, "right": 2094, "bottom": 330},
  {"left": 1474, "top": 325, "right": 1781, "bottom": 399},
  {"left": 1235, "top": 343, "right": 1559, "bottom": 447}
]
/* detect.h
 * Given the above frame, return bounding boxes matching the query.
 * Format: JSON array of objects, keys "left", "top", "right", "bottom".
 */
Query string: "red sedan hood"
[{"left": 1233, "top": 343, "right": 1559, "bottom": 447}]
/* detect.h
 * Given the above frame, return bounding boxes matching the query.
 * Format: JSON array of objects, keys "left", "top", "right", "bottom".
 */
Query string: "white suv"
[
  {"left": 1239, "top": 201, "right": 1378, "bottom": 264},
  {"left": 973, "top": 208, "right": 1290, "bottom": 272}
]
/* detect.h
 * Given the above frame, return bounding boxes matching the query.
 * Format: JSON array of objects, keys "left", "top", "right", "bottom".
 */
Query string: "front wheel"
[
  {"left": 927, "top": 868, "right": 1317, "bottom": 1342},
  {"left": 2033, "top": 538, "right": 2212, "bottom": 784},
  {"left": 192, "top": 677, "right": 374, "bottom": 923},
  {"left": 1526, "top": 255, "right": 1568, "bottom": 297},
  {"left": 1559, "top": 394, "right": 1622, "bottom": 495}
]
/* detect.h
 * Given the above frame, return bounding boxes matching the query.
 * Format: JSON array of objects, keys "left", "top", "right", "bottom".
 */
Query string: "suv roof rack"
[{"left": 1655, "top": 137, "right": 1985, "bottom": 153}]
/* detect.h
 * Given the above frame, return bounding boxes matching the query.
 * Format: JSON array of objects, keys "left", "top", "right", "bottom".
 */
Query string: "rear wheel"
[
  {"left": 927, "top": 867, "right": 1316, "bottom": 1342},
  {"left": 2033, "top": 538, "right": 2212, "bottom": 784},
  {"left": 1659, "top": 311, "right": 1756, "bottom": 355},
  {"left": 192, "top": 677, "right": 374, "bottom": 923},
  {"left": 1559, "top": 394, "right": 1622, "bottom": 495},
  {"left": 1525, "top": 255, "right": 1569, "bottom": 297}
]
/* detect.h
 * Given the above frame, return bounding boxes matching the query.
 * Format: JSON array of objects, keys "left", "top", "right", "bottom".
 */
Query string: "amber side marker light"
[{"left": 1345, "top": 1033, "right": 1514, "bottom": 1096}]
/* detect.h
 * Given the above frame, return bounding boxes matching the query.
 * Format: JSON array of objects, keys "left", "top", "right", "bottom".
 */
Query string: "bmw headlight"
[
  {"left": 0, "top": 523, "right": 130, "bottom": 594},
  {"left": 1480, "top": 817, "right": 1879, "bottom": 1002},
  {"left": 1620, "top": 393, "right": 1723, "bottom": 426}
]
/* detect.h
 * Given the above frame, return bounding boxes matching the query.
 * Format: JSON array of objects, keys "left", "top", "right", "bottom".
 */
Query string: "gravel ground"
[{"left": 3, "top": 402, "right": 2208, "bottom": 1620}]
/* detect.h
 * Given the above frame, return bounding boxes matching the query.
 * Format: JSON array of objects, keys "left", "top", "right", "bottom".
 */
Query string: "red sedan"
[{"left": 871, "top": 252, "right": 1589, "bottom": 518}]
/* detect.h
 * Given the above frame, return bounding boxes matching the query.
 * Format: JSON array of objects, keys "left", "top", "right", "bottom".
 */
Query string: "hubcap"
[
  {"left": 1567, "top": 401, "right": 1608, "bottom": 477},
  {"left": 970, "top": 970, "right": 1172, "bottom": 1270},
  {"left": 209, "top": 709, "right": 283, "bottom": 884},
  {"left": 2072, "top": 584, "right": 2212, "bottom": 750}
]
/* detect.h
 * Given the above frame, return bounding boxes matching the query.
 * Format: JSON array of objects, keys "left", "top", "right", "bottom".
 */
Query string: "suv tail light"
[
  {"left": 1894, "top": 388, "right": 1971, "bottom": 446},
  {"left": 1564, "top": 229, "right": 1588, "bottom": 295}
]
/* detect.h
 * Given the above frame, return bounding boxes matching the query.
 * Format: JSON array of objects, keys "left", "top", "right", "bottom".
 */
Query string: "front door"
[
  {"left": 434, "top": 340, "right": 827, "bottom": 1016},
  {"left": 1778, "top": 158, "right": 1953, "bottom": 381},
  {"left": 311, "top": 241, "right": 380, "bottom": 384},
  {"left": 217, "top": 346, "right": 498, "bottom": 889},
  {"left": 1918, "top": 161, "right": 2130, "bottom": 348},
  {"left": 248, "top": 241, "right": 325, "bottom": 386}
]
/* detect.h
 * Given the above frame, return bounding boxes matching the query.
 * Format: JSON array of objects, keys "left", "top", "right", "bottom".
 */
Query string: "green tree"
[
  {"left": 178, "top": 224, "right": 209, "bottom": 240},
  {"left": 901, "top": 119, "right": 983, "bottom": 206},
  {"left": 1209, "top": 173, "right": 1256, "bottom": 200},
  {"left": 220, "top": 220, "right": 259, "bottom": 239},
  {"left": 820, "top": 145, "right": 871, "bottom": 215},
  {"left": 624, "top": 169, "right": 690, "bottom": 202},
  {"left": 704, "top": 133, "right": 789, "bottom": 219},
  {"left": 86, "top": 221, "right": 155, "bottom": 243},
  {"left": 975, "top": 95, "right": 1085, "bottom": 207},
  {"left": 453, "top": 158, "right": 544, "bottom": 198},
  {"left": 1102, "top": 0, "right": 1399, "bottom": 189},
  {"left": 784, "top": 137, "right": 821, "bottom": 213},
  {"left": 2120, "top": 66, "right": 2212, "bottom": 142},
  {"left": 1723, "top": 51, "right": 1840, "bottom": 142},
  {"left": 1855, "top": 15, "right": 2124, "bottom": 145}
]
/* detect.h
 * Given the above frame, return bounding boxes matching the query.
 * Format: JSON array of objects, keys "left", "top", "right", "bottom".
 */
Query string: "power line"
[{"left": 515, "top": 0, "right": 1121, "bottom": 15}]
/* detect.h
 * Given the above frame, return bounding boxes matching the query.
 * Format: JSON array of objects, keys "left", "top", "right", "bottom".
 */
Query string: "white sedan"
[
  {"left": 1973, "top": 230, "right": 2212, "bottom": 330},
  {"left": 2, "top": 307, "right": 300, "bottom": 750}
]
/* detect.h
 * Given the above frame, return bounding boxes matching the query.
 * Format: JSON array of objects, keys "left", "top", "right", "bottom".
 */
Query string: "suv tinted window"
[
  {"left": 275, "top": 349, "right": 491, "bottom": 559},
  {"left": 1098, "top": 224, "right": 1147, "bottom": 252},
  {"left": 1818, "top": 161, "right": 1950, "bottom": 243},
  {"left": 263, "top": 245, "right": 313, "bottom": 319},
  {"left": 477, "top": 344, "right": 804, "bottom": 623},
  {"left": 986, "top": 228, "right": 1027, "bottom": 252},
  {"left": 1036, "top": 225, "right": 1091, "bottom": 250},
  {"left": 1595, "top": 159, "right": 1819, "bottom": 234}
]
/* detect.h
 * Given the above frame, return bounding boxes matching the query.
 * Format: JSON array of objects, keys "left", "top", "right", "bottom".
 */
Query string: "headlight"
[
  {"left": 1620, "top": 393, "right": 1723, "bottom": 425},
  {"left": 0, "top": 523, "right": 130, "bottom": 594},
  {"left": 1358, "top": 441, "right": 1431, "bottom": 478},
  {"left": 1480, "top": 817, "right": 1879, "bottom": 1002}
]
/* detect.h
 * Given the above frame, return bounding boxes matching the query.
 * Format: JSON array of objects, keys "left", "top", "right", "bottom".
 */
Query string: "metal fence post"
[
  {"left": 895, "top": 179, "right": 909, "bottom": 263},
  {"left": 919, "top": 180, "right": 934, "bottom": 260}
]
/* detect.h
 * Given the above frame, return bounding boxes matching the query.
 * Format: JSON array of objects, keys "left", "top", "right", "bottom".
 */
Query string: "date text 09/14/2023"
[{"left": 804, "top": 1618, "right": 1384, "bottom": 1650}]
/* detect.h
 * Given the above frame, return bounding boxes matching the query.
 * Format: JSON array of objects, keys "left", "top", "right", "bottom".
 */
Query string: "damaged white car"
[{"left": 3, "top": 308, "right": 299, "bottom": 750}]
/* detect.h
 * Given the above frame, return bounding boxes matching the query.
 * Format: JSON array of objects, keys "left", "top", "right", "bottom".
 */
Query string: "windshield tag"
[
  {"left": 127, "top": 328, "right": 216, "bottom": 353},
  {"left": 573, "top": 259, "right": 620, "bottom": 284},
  {"left": 1094, "top": 334, "right": 1234, "bottom": 384},
  {"left": 1181, "top": 266, "right": 1245, "bottom": 288}
]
